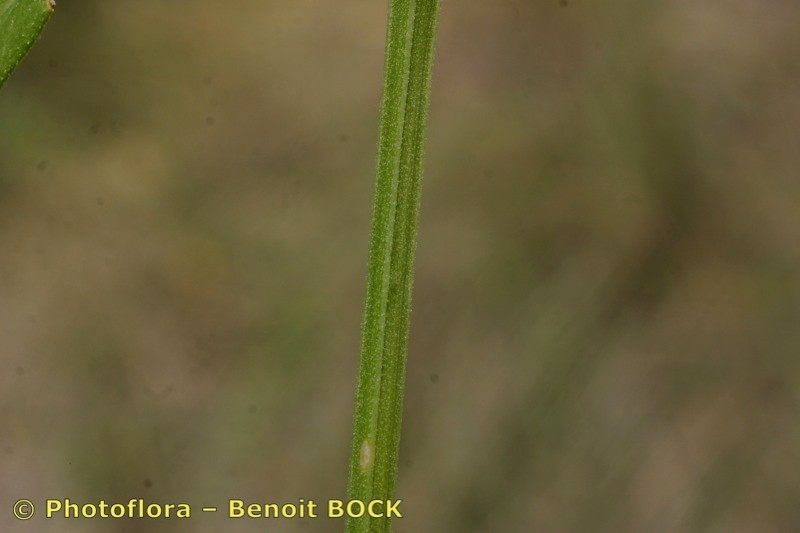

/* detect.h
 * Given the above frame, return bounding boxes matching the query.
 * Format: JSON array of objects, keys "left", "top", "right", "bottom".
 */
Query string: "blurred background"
[{"left": 2, "top": 0, "right": 800, "bottom": 531}]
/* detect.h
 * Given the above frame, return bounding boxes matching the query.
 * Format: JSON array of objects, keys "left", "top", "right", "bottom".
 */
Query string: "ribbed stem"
[{"left": 347, "top": 1, "right": 442, "bottom": 532}]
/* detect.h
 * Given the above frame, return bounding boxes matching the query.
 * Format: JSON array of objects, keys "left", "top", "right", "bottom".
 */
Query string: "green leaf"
[
  {"left": 347, "top": 1, "right": 442, "bottom": 531},
  {"left": 0, "top": 0, "right": 54, "bottom": 89}
]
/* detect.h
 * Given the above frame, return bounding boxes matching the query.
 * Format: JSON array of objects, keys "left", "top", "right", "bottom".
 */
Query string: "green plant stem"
[
  {"left": 347, "top": 1, "right": 441, "bottom": 531},
  {"left": 0, "top": 0, "right": 54, "bottom": 88}
]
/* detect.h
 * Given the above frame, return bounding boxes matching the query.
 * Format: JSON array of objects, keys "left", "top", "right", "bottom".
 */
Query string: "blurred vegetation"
[{"left": 2, "top": 1, "right": 800, "bottom": 531}]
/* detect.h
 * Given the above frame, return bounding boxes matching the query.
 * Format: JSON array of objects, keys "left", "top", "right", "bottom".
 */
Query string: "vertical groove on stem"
[
  {"left": 371, "top": 0, "right": 440, "bottom": 520},
  {"left": 348, "top": 1, "right": 416, "bottom": 522},
  {"left": 347, "top": 1, "right": 442, "bottom": 532}
]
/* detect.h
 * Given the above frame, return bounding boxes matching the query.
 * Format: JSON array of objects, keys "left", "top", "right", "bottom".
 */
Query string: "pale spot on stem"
[{"left": 359, "top": 440, "right": 374, "bottom": 471}]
